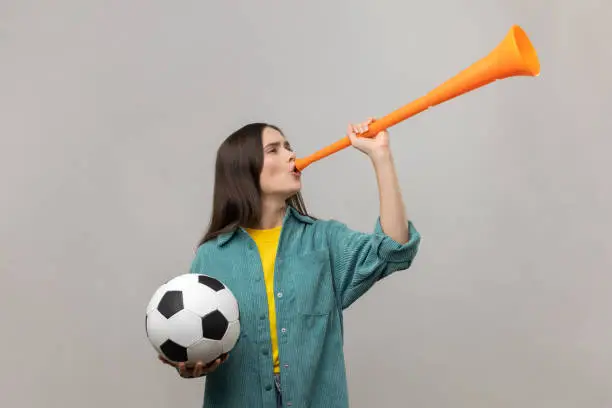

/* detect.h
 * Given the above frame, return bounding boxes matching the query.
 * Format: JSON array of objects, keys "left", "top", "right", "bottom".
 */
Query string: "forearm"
[{"left": 370, "top": 149, "right": 410, "bottom": 244}]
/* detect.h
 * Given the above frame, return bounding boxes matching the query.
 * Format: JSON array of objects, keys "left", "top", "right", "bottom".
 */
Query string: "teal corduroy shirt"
[{"left": 190, "top": 206, "right": 422, "bottom": 407}]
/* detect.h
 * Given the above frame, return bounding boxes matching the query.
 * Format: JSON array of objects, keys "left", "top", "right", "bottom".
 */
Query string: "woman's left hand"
[{"left": 347, "top": 118, "right": 390, "bottom": 159}]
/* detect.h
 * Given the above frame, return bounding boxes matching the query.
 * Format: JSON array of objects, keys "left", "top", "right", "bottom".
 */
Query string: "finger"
[
  {"left": 205, "top": 359, "right": 221, "bottom": 373},
  {"left": 356, "top": 124, "right": 366, "bottom": 136},
  {"left": 347, "top": 125, "right": 357, "bottom": 142},
  {"left": 178, "top": 362, "right": 188, "bottom": 377},
  {"left": 160, "top": 356, "right": 177, "bottom": 368},
  {"left": 193, "top": 361, "right": 204, "bottom": 378},
  {"left": 358, "top": 120, "right": 369, "bottom": 132}
]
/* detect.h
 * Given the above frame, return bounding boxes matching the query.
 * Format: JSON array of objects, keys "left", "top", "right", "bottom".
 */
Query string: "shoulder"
[
  {"left": 194, "top": 238, "right": 217, "bottom": 256},
  {"left": 190, "top": 239, "right": 221, "bottom": 270},
  {"left": 287, "top": 209, "right": 344, "bottom": 237},
  {"left": 287, "top": 216, "right": 354, "bottom": 252},
  {"left": 310, "top": 218, "right": 349, "bottom": 237}
]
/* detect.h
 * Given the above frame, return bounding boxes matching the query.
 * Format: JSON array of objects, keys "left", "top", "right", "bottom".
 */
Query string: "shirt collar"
[{"left": 216, "top": 206, "right": 314, "bottom": 247}]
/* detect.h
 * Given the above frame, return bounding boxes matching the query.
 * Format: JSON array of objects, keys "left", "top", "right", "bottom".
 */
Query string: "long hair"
[{"left": 197, "top": 123, "right": 310, "bottom": 247}]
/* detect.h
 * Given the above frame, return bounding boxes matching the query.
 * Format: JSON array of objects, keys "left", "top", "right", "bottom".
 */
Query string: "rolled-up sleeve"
[{"left": 325, "top": 218, "right": 422, "bottom": 310}]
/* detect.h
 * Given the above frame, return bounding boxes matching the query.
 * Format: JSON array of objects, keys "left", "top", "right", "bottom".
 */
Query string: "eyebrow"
[{"left": 264, "top": 140, "right": 291, "bottom": 149}]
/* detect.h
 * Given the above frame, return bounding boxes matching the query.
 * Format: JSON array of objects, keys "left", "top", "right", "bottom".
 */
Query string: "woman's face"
[{"left": 259, "top": 127, "right": 302, "bottom": 199}]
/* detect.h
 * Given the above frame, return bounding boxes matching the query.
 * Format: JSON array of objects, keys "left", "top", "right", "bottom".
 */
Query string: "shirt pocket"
[{"left": 288, "top": 248, "right": 336, "bottom": 316}]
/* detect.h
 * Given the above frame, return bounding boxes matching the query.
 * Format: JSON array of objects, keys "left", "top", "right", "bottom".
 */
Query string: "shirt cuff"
[{"left": 373, "top": 218, "right": 422, "bottom": 264}]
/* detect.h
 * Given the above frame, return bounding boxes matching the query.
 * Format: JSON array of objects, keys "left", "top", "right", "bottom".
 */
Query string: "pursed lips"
[{"left": 289, "top": 163, "right": 301, "bottom": 176}]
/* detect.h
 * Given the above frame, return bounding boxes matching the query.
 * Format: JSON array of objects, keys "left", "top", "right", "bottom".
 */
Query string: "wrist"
[{"left": 368, "top": 148, "right": 392, "bottom": 165}]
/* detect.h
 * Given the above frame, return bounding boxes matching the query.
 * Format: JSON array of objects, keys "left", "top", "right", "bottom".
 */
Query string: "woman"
[{"left": 159, "top": 119, "right": 422, "bottom": 407}]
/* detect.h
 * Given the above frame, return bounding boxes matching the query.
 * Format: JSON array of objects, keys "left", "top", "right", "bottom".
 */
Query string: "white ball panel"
[
  {"left": 182, "top": 284, "right": 219, "bottom": 317},
  {"left": 221, "top": 320, "right": 241, "bottom": 353},
  {"left": 164, "top": 309, "right": 204, "bottom": 347},
  {"left": 216, "top": 288, "right": 240, "bottom": 322},
  {"left": 146, "top": 309, "right": 170, "bottom": 350},
  {"left": 187, "top": 338, "right": 223, "bottom": 366},
  {"left": 163, "top": 274, "right": 198, "bottom": 291}
]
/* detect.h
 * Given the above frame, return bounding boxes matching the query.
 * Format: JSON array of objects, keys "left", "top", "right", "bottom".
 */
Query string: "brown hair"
[{"left": 197, "top": 123, "right": 309, "bottom": 246}]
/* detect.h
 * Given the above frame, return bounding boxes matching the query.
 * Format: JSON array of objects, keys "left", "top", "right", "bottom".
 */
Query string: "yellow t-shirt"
[{"left": 244, "top": 225, "right": 282, "bottom": 373}]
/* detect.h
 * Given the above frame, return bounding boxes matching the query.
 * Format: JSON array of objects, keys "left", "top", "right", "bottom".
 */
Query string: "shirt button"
[
  {"left": 287, "top": 402, "right": 292, "bottom": 406},
  {"left": 277, "top": 292, "right": 283, "bottom": 298},
  {"left": 281, "top": 328, "right": 287, "bottom": 333},
  {"left": 265, "top": 384, "right": 272, "bottom": 391}
]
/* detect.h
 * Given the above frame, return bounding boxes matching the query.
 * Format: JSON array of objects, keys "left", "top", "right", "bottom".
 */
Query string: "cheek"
[
  {"left": 260, "top": 161, "right": 281, "bottom": 187},
  {"left": 262, "top": 160, "right": 282, "bottom": 177}
]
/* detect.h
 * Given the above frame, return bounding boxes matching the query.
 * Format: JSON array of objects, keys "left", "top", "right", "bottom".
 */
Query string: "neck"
[{"left": 256, "top": 196, "right": 287, "bottom": 229}]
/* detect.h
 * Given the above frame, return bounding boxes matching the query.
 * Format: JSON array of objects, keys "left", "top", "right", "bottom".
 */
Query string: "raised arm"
[
  {"left": 323, "top": 119, "right": 420, "bottom": 310},
  {"left": 348, "top": 118, "right": 410, "bottom": 244}
]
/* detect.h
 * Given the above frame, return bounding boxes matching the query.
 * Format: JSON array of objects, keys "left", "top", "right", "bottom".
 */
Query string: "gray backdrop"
[{"left": 2, "top": 0, "right": 610, "bottom": 407}]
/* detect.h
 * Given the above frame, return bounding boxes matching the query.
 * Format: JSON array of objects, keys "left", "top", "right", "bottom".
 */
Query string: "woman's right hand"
[{"left": 158, "top": 353, "right": 229, "bottom": 378}]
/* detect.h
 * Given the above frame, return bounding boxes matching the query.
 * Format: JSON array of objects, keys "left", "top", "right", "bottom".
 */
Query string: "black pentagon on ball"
[
  {"left": 201, "top": 310, "right": 229, "bottom": 340},
  {"left": 157, "top": 290, "right": 184, "bottom": 319},
  {"left": 160, "top": 339, "right": 188, "bottom": 362},
  {"left": 198, "top": 275, "right": 225, "bottom": 292}
]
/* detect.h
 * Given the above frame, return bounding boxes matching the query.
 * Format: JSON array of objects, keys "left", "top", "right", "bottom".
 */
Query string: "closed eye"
[{"left": 265, "top": 141, "right": 293, "bottom": 153}]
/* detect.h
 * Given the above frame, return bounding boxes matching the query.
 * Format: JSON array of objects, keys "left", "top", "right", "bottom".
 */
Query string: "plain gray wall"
[{"left": 1, "top": 0, "right": 610, "bottom": 407}]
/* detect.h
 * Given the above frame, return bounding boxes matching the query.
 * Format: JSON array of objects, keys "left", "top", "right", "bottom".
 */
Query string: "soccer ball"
[{"left": 145, "top": 273, "right": 240, "bottom": 365}]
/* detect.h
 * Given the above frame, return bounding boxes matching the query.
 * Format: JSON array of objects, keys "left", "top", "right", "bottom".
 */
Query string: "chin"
[
  {"left": 283, "top": 186, "right": 302, "bottom": 199},
  {"left": 285, "top": 189, "right": 301, "bottom": 199}
]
